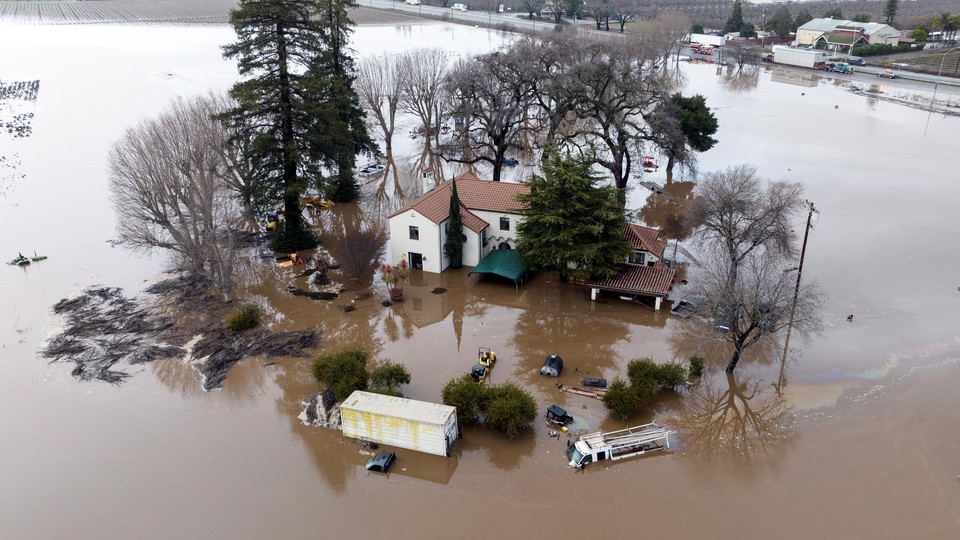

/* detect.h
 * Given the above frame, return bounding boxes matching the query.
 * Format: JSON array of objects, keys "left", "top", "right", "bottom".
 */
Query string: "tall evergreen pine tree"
[
  {"left": 444, "top": 178, "right": 464, "bottom": 269},
  {"left": 516, "top": 150, "right": 631, "bottom": 280}
]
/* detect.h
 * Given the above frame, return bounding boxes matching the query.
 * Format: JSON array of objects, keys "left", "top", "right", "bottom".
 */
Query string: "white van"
[
  {"left": 404, "top": 0, "right": 420, "bottom": 5},
  {"left": 451, "top": 3, "right": 467, "bottom": 11}
]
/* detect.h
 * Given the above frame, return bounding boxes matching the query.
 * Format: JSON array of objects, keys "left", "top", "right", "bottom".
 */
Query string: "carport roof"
[{"left": 468, "top": 249, "right": 528, "bottom": 284}]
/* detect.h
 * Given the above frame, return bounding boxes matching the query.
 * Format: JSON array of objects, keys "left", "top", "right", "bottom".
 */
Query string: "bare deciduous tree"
[
  {"left": 565, "top": 39, "right": 670, "bottom": 194},
  {"left": 337, "top": 229, "right": 386, "bottom": 284},
  {"left": 441, "top": 51, "right": 533, "bottom": 181},
  {"left": 725, "top": 41, "right": 762, "bottom": 71},
  {"left": 691, "top": 251, "right": 822, "bottom": 372},
  {"left": 688, "top": 164, "right": 803, "bottom": 291},
  {"left": 108, "top": 95, "right": 243, "bottom": 301},
  {"left": 640, "top": 11, "right": 690, "bottom": 71},
  {"left": 355, "top": 54, "right": 405, "bottom": 156},
  {"left": 399, "top": 49, "right": 451, "bottom": 155},
  {"left": 521, "top": 0, "right": 546, "bottom": 19}
]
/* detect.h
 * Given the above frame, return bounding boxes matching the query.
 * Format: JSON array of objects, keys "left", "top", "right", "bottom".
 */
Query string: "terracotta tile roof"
[
  {"left": 587, "top": 263, "right": 677, "bottom": 297},
  {"left": 388, "top": 174, "right": 529, "bottom": 229},
  {"left": 624, "top": 224, "right": 667, "bottom": 258},
  {"left": 460, "top": 208, "right": 487, "bottom": 233}
]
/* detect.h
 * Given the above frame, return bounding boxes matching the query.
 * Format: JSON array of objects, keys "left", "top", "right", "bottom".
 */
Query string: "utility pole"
[{"left": 776, "top": 200, "right": 817, "bottom": 395}]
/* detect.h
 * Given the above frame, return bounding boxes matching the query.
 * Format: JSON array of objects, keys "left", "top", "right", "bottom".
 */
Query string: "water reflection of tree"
[
  {"left": 458, "top": 426, "right": 536, "bottom": 472},
  {"left": 509, "top": 307, "right": 631, "bottom": 393},
  {"left": 271, "top": 359, "right": 355, "bottom": 493},
  {"left": 718, "top": 70, "right": 760, "bottom": 93},
  {"left": 638, "top": 180, "right": 695, "bottom": 229},
  {"left": 671, "top": 371, "right": 794, "bottom": 459}
]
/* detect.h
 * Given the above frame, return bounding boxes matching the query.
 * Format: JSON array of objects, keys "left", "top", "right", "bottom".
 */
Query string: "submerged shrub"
[
  {"left": 228, "top": 303, "right": 261, "bottom": 331},
  {"left": 311, "top": 348, "right": 369, "bottom": 402},
  {"left": 689, "top": 356, "right": 706, "bottom": 377},
  {"left": 483, "top": 383, "right": 537, "bottom": 438}
]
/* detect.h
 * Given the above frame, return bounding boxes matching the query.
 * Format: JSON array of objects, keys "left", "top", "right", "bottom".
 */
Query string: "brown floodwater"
[{"left": 2, "top": 17, "right": 960, "bottom": 539}]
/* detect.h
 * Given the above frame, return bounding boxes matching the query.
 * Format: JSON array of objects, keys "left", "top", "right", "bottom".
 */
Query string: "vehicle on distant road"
[
  {"left": 847, "top": 55, "right": 866, "bottom": 66},
  {"left": 878, "top": 68, "right": 898, "bottom": 79},
  {"left": 451, "top": 3, "right": 467, "bottom": 11}
]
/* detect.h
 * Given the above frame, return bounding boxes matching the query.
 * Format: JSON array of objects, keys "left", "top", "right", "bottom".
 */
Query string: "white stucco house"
[{"left": 387, "top": 173, "right": 529, "bottom": 274}]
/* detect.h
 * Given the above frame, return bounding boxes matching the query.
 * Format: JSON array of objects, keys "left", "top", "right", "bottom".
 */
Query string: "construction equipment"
[
  {"left": 478, "top": 347, "right": 496, "bottom": 367},
  {"left": 566, "top": 423, "right": 674, "bottom": 468}
]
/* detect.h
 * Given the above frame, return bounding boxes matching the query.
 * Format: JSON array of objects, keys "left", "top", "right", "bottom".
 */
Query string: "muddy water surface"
[{"left": 2, "top": 20, "right": 960, "bottom": 539}]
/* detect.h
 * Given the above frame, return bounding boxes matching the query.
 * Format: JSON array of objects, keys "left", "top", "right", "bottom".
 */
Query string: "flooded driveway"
[{"left": 1, "top": 18, "right": 959, "bottom": 539}]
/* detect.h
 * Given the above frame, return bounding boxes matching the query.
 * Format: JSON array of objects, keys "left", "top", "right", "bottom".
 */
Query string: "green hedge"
[{"left": 851, "top": 43, "right": 912, "bottom": 56}]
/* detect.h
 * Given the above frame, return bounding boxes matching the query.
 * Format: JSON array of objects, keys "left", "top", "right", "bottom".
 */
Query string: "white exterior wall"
[
  {"left": 472, "top": 210, "right": 525, "bottom": 257},
  {"left": 438, "top": 220, "right": 483, "bottom": 271},
  {"left": 389, "top": 209, "right": 526, "bottom": 274},
  {"left": 867, "top": 26, "right": 899, "bottom": 45},
  {"left": 389, "top": 210, "right": 442, "bottom": 274},
  {"left": 773, "top": 46, "right": 825, "bottom": 67},
  {"left": 795, "top": 29, "right": 823, "bottom": 45}
]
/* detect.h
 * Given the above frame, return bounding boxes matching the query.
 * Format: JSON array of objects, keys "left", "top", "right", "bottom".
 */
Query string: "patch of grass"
[
  {"left": 228, "top": 303, "right": 261, "bottom": 331},
  {"left": 289, "top": 288, "right": 338, "bottom": 301}
]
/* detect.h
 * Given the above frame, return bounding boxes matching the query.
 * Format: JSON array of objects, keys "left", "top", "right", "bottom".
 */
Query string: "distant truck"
[
  {"left": 690, "top": 33, "right": 725, "bottom": 48},
  {"left": 770, "top": 45, "right": 828, "bottom": 69},
  {"left": 566, "top": 423, "right": 674, "bottom": 468},
  {"left": 340, "top": 391, "right": 459, "bottom": 457}
]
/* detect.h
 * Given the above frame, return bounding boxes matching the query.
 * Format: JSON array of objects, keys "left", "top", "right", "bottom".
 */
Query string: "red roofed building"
[
  {"left": 387, "top": 173, "right": 529, "bottom": 273},
  {"left": 586, "top": 224, "right": 676, "bottom": 310}
]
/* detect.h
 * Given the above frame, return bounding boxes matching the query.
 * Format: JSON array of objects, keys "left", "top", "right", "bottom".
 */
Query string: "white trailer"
[
  {"left": 690, "top": 33, "right": 726, "bottom": 47},
  {"left": 772, "top": 46, "right": 827, "bottom": 68},
  {"left": 340, "top": 391, "right": 459, "bottom": 457},
  {"left": 566, "top": 422, "right": 673, "bottom": 468}
]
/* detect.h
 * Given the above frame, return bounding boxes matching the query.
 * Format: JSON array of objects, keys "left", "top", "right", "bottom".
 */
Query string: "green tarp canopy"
[{"left": 468, "top": 249, "right": 528, "bottom": 285}]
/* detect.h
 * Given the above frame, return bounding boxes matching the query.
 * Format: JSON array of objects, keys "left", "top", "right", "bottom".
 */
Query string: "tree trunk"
[
  {"left": 276, "top": 24, "right": 301, "bottom": 236},
  {"left": 726, "top": 344, "right": 742, "bottom": 373},
  {"left": 666, "top": 154, "right": 675, "bottom": 183}
]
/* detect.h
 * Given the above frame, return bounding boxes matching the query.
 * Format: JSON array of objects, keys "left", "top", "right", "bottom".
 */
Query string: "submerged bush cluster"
[
  {"left": 602, "top": 358, "right": 688, "bottom": 420},
  {"left": 441, "top": 376, "right": 537, "bottom": 438}
]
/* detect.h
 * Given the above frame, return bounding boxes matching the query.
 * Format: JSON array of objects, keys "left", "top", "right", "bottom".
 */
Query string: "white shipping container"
[
  {"left": 690, "top": 33, "right": 726, "bottom": 47},
  {"left": 772, "top": 46, "right": 826, "bottom": 68},
  {"left": 340, "top": 391, "right": 459, "bottom": 457}
]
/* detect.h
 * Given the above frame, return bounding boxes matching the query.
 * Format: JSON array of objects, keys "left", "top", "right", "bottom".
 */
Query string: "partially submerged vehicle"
[
  {"left": 567, "top": 423, "right": 674, "bottom": 469},
  {"left": 670, "top": 295, "right": 707, "bottom": 319},
  {"left": 265, "top": 212, "right": 283, "bottom": 232},
  {"left": 365, "top": 451, "right": 396, "bottom": 473},
  {"left": 540, "top": 354, "right": 563, "bottom": 377},
  {"left": 470, "top": 363, "right": 489, "bottom": 383},
  {"left": 501, "top": 158, "right": 519, "bottom": 166},
  {"left": 545, "top": 404, "right": 574, "bottom": 427},
  {"left": 478, "top": 347, "right": 496, "bottom": 367},
  {"left": 581, "top": 377, "right": 607, "bottom": 388}
]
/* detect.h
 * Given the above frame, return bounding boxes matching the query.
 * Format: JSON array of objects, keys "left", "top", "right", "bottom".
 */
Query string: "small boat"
[
  {"left": 359, "top": 164, "right": 385, "bottom": 176},
  {"left": 556, "top": 383, "right": 604, "bottom": 400},
  {"left": 31, "top": 251, "right": 47, "bottom": 262},
  {"left": 9, "top": 254, "right": 30, "bottom": 266}
]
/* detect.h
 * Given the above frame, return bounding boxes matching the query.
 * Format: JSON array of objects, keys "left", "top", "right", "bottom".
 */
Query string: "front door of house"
[{"left": 409, "top": 252, "right": 423, "bottom": 270}]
